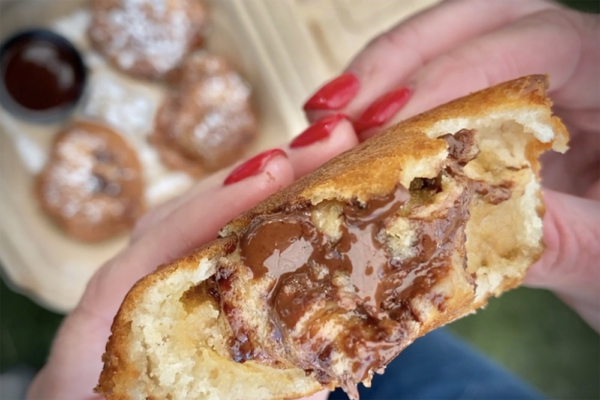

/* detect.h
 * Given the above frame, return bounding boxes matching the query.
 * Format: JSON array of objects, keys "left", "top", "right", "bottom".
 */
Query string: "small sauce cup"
[{"left": 0, "top": 29, "right": 87, "bottom": 124}]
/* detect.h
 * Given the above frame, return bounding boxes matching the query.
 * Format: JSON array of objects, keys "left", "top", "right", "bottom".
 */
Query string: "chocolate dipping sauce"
[{"left": 0, "top": 29, "right": 86, "bottom": 122}]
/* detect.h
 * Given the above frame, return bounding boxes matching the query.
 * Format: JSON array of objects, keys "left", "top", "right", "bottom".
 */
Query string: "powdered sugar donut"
[
  {"left": 88, "top": 0, "right": 208, "bottom": 80},
  {"left": 150, "top": 53, "right": 258, "bottom": 176},
  {"left": 37, "top": 121, "right": 145, "bottom": 242}
]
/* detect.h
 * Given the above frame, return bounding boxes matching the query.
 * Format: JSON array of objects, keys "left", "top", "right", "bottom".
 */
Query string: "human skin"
[{"left": 27, "top": 0, "right": 598, "bottom": 399}]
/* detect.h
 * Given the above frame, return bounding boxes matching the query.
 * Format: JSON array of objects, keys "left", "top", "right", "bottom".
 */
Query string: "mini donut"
[
  {"left": 88, "top": 0, "right": 208, "bottom": 80},
  {"left": 150, "top": 52, "right": 258, "bottom": 176},
  {"left": 37, "top": 121, "right": 145, "bottom": 242},
  {"left": 166, "top": 48, "right": 231, "bottom": 87}
]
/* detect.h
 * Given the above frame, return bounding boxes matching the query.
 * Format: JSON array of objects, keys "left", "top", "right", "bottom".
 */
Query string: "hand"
[
  {"left": 26, "top": 118, "right": 356, "bottom": 399},
  {"left": 303, "top": 0, "right": 600, "bottom": 331}
]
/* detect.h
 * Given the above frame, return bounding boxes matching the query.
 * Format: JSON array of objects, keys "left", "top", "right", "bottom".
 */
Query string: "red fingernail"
[
  {"left": 290, "top": 114, "right": 348, "bottom": 148},
  {"left": 223, "top": 149, "right": 287, "bottom": 186},
  {"left": 353, "top": 87, "right": 412, "bottom": 134},
  {"left": 303, "top": 73, "right": 360, "bottom": 111}
]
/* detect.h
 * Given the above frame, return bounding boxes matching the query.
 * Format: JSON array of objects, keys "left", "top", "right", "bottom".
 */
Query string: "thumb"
[{"left": 524, "top": 188, "right": 600, "bottom": 331}]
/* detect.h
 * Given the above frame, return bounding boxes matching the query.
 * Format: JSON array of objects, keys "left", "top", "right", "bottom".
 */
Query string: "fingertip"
[
  {"left": 290, "top": 114, "right": 351, "bottom": 148},
  {"left": 254, "top": 149, "right": 295, "bottom": 191},
  {"left": 522, "top": 260, "right": 547, "bottom": 288},
  {"left": 288, "top": 117, "right": 357, "bottom": 178},
  {"left": 223, "top": 148, "right": 288, "bottom": 186},
  {"left": 303, "top": 72, "right": 362, "bottom": 124},
  {"left": 302, "top": 73, "right": 360, "bottom": 111}
]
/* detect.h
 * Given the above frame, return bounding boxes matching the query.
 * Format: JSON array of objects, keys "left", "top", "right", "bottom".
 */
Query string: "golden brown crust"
[
  {"left": 97, "top": 75, "right": 568, "bottom": 400},
  {"left": 222, "top": 75, "right": 567, "bottom": 235}
]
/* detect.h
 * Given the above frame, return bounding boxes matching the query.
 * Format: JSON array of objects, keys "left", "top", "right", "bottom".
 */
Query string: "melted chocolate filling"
[{"left": 216, "top": 129, "right": 511, "bottom": 398}]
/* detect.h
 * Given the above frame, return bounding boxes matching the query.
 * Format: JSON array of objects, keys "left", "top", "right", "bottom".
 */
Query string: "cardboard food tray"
[{"left": 0, "top": 0, "right": 439, "bottom": 312}]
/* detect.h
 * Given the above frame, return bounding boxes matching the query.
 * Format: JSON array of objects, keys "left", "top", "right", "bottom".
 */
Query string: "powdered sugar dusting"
[
  {"left": 151, "top": 52, "right": 257, "bottom": 173},
  {"left": 37, "top": 122, "right": 146, "bottom": 243},
  {"left": 44, "top": 129, "right": 105, "bottom": 219},
  {"left": 89, "top": 0, "right": 207, "bottom": 78},
  {"left": 83, "top": 74, "right": 157, "bottom": 137},
  {"left": 194, "top": 72, "right": 251, "bottom": 107}
]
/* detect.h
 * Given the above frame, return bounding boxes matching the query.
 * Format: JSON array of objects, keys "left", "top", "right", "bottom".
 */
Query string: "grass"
[
  {"left": 0, "top": 278, "right": 63, "bottom": 372},
  {"left": 449, "top": 287, "right": 600, "bottom": 399},
  {"left": 558, "top": 0, "right": 600, "bottom": 13}
]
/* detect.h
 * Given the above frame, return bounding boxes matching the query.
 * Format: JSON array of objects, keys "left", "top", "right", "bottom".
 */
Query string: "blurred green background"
[
  {"left": 562, "top": 0, "right": 599, "bottom": 13},
  {"left": 1, "top": 0, "right": 598, "bottom": 399}
]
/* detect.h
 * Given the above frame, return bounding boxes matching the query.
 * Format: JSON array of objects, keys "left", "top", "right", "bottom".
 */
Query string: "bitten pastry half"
[{"left": 96, "top": 75, "right": 568, "bottom": 400}]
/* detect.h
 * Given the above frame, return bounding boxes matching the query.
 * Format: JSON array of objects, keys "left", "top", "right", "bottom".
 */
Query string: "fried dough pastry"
[
  {"left": 150, "top": 53, "right": 257, "bottom": 177},
  {"left": 37, "top": 121, "right": 145, "bottom": 242},
  {"left": 88, "top": 0, "right": 208, "bottom": 80},
  {"left": 96, "top": 75, "right": 568, "bottom": 399}
]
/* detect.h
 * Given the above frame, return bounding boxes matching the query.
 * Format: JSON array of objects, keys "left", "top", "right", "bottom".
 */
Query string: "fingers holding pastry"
[
  {"left": 94, "top": 76, "right": 569, "bottom": 400},
  {"left": 524, "top": 189, "right": 600, "bottom": 331},
  {"left": 28, "top": 150, "right": 294, "bottom": 400},
  {"left": 28, "top": 121, "right": 358, "bottom": 399},
  {"left": 302, "top": 0, "right": 557, "bottom": 124},
  {"left": 50, "top": 131, "right": 362, "bottom": 399}
]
